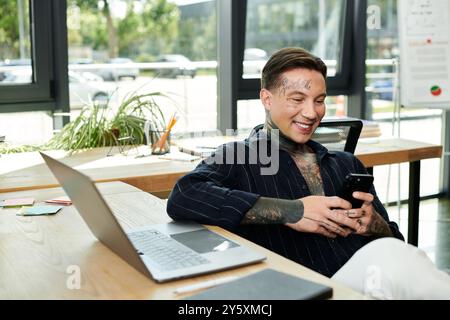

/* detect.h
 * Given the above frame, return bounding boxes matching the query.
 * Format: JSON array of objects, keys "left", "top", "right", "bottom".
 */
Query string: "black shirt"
[{"left": 167, "top": 132, "right": 404, "bottom": 277}]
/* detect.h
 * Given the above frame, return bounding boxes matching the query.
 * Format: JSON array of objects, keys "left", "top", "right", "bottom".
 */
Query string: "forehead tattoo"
[{"left": 279, "top": 77, "right": 312, "bottom": 95}]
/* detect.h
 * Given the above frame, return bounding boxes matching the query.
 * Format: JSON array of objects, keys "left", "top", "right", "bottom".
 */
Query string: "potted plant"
[{"left": 46, "top": 91, "right": 172, "bottom": 153}]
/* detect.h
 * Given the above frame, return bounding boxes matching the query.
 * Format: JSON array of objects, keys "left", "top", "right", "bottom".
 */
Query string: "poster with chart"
[{"left": 398, "top": 0, "right": 450, "bottom": 108}]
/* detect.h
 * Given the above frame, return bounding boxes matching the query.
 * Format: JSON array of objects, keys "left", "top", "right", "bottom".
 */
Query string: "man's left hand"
[{"left": 337, "top": 192, "right": 393, "bottom": 237}]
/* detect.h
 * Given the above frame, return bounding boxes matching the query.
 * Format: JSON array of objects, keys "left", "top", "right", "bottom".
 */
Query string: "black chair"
[
  {"left": 318, "top": 118, "right": 362, "bottom": 154},
  {"left": 250, "top": 118, "right": 363, "bottom": 154}
]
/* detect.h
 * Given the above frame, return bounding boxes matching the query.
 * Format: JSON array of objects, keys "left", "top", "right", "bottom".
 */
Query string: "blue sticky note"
[{"left": 17, "top": 206, "right": 63, "bottom": 216}]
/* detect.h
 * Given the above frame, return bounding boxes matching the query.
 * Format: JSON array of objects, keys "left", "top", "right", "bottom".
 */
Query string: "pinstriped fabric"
[{"left": 167, "top": 134, "right": 404, "bottom": 277}]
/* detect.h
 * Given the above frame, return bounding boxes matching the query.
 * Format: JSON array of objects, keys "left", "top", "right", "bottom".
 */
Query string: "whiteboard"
[{"left": 398, "top": 0, "right": 450, "bottom": 108}]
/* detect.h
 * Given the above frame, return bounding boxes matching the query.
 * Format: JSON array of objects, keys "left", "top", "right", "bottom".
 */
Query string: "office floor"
[{"left": 386, "top": 198, "right": 450, "bottom": 271}]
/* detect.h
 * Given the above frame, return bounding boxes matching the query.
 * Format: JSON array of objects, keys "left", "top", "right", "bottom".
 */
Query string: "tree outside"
[
  {"left": 0, "top": 0, "right": 31, "bottom": 61},
  {"left": 67, "top": 0, "right": 180, "bottom": 62}
]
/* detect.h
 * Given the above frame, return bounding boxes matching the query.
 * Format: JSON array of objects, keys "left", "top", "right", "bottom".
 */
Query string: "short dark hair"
[{"left": 261, "top": 47, "right": 327, "bottom": 91}]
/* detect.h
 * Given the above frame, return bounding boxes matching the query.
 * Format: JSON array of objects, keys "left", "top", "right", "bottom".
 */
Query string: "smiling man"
[{"left": 167, "top": 48, "right": 450, "bottom": 299}]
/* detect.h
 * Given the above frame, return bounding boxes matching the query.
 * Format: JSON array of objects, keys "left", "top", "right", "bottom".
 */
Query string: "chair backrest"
[
  {"left": 318, "top": 118, "right": 362, "bottom": 154},
  {"left": 249, "top": 118, "right": 363, "bottom": 154}
]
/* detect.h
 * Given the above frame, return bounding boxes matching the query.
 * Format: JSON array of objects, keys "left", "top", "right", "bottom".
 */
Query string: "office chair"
[
  {"left": 249, "top": 118, "right": 363, "bottom": 154},
  {"left": 318, "top": 118, "right": 362, "bottom": 154}
]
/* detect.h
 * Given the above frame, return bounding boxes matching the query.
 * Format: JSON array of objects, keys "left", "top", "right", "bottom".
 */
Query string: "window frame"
[
  {"left": 217, "top": 0, "right": 365, "bottom": 132},
  {"left": 0, "top": 0, "right": 69, "bottom": 116},
  {"left": 236, "top": 0, "right": 354, "bottom": 100}
]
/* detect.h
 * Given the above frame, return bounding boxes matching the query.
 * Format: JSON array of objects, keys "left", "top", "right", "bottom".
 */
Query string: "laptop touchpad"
[{"left": 171, "top": 229, "right": 239, "bottom": 254}]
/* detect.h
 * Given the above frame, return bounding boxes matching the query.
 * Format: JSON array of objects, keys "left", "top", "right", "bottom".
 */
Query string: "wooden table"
[
  {"left": 0, "top": 138, "right": 443, "bottom": 245},
  {"left": 0, "top": 146, "right": 195, "bottom": 198},
  {"left": 355, "top": 138, "right": 442, "bottom": 246},
  {"left": 0, "top": 181, "right": 364, "bottom": 299}
]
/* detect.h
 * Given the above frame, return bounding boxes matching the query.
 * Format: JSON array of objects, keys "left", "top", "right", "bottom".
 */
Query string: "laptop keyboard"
[{"left": 128, "top": 229, "right": 210, "bottom": 271}]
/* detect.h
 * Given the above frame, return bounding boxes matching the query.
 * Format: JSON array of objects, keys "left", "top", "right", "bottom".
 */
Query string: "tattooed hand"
[
  {"left": 242, "top": 195, "right": 360, "bottom": 239},
  {"left": 334, "top": 192, "right": 393, "bottom": 238},
  {"left": 286, "top": 196, "right": 360, "bottom": 238}
]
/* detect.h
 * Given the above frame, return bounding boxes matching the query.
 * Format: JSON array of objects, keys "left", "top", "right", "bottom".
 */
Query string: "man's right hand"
[{"left": 285, "top": 196, "right": 360, "bottom": 238}]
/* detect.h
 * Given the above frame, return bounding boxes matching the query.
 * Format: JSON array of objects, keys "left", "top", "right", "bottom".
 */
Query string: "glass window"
[
  {"left": 0, "top": 0, "right": 32, "bottom": 85},
  {"left": 0, "top": 111, "right": 53, "bottom": 146},
  {"left": 244, "top": 0, "right": 345, "bottom": 79},
  {"left": 66, "top": 0, "right": 218, "bottom": 134},
  {"left": 366, "top": 0, "right": 442, "bottom": 202}
]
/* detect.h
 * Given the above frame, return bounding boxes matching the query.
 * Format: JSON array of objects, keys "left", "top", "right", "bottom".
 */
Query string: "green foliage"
[
  {"left": 135, "top": 53, "right": 155, "bottom": 63},
  {"left": 66, "top": 0, "right": 180, "bottom": 60},
  {"left": 0, "top": 0, "right": 31, "bottom": 60},
  {"left": 68, "top": 10, "right": 108, "bottom": 51},
  {"left": 0, "top": 91, "right": 172, "bottom": 155},
  {"left": 176, "top": 11, "right": 216, "bottom": 61},
  {"left": 123, "top": 0, "right": 179, "bottom": 58},
  {"left": 0, "top": 143, "right": 46, "bottom": 155},
  {"left": 46, "top": 91, "right": 169, "bottom": 153}
]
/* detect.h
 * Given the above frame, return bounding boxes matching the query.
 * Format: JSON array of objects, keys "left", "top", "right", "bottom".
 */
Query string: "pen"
[
  {"left": 152, "top": 113, "right": 177, "bottom": 153},
  {"left": 173, "top": 275, "right": 239, "bottom": 294}
]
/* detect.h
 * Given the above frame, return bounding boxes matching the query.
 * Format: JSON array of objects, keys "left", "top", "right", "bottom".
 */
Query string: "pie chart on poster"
[{"left": 430, "top": 85, "right": 442, "bottom": 97}]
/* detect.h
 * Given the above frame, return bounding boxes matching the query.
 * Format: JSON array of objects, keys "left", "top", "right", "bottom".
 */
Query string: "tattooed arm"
[
  {"left": 341, "top": 192, "right": 393, "bottom": 238},
  {"left": 241, "top": 196, "right": 359, "bottom": 238},
  {"left": 366, "top": 212, "right": 393, "bottom": 237},
  {"left": 245, "top": 120, "right": 358, "bottom": 237},
  {"left": 241, "top": 197, "right": 304, "bottom": 224}
]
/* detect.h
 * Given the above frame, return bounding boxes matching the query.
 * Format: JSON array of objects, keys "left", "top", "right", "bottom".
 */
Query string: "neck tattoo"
[{"left": 264, "top": 116, "right": 324, "bottom": 196}]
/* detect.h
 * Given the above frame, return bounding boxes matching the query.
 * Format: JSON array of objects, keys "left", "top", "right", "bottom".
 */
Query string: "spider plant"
[
  {"left": 0, "top": 143, "right": 45, "bottom": 154},
  {"left": 46, "top": 91, "right": 170, "bottom": 152}
]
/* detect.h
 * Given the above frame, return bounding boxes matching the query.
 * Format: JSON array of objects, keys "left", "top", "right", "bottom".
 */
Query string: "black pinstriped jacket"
[{"left": 167, "top": 132, "right": 404, "bottom": 277}]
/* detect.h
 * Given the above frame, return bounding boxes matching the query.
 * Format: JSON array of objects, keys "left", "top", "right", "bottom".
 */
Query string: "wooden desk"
[
  {"left": 0, "top": 182, "right": 364, "bottom": 299},
  {"left": 356, "top": 138, "right": 442, "bottom": 246},
  {"left": 355, "top": 138, "right": 442, "bottom": 167},
  {"left": 0, "top": 146, "right": 196, "bottom": 197},
  {"left": 0, "top": 138, "right": 443, "bottom": 245}
]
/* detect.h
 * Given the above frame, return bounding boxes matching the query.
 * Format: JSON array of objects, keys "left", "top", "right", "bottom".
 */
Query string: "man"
[{"left": 167, "top": 47, "right": 450, "bottom": 299}]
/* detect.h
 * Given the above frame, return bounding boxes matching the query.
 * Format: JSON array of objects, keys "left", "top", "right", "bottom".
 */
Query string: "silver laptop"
[{"left": 40, "top": 152, "right": 265, "bottom": 282}]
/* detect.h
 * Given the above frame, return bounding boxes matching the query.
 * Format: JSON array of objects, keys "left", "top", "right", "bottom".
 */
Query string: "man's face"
[{"left": 260, "top": 68, "right": 327, "bottom": 144}]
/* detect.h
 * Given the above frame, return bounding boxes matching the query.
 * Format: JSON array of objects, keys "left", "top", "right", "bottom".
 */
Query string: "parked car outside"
[
  {"left": 95, "top": 57, "right": 140, "bottom": 81},
  {"left": 68, "top": 71, "right": 115, "bottom": 107},
  {"left": 154, "top": 54, "right": 196, "bottom": 78},
  {"left": 0, "top": 58, "right": 32, "bottom": 82},
  {"left": 70, "top": 57, "right": 139, "bottom": 81},
  {"left": 368, "top": 79, "right": 393, "bottom": 101},
  {"left": 77, "top": 71, "right": 104, "bottom": 82},
  {"left": 243, "top": 48, "right": 268, "bottom": 76},
  {"left": 70, "top": 58, "right": 94, "bottom": 65},
  {"left": 1, "top": 68, "right": 115, "bottom": 108},
  {"left": 1, "top": 58, "right": 31, "bottom": 66}
]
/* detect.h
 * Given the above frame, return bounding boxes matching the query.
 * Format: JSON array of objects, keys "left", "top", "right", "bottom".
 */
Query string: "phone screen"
[{"left": 339, "top": 173, "right": 374, "bottom": 208}]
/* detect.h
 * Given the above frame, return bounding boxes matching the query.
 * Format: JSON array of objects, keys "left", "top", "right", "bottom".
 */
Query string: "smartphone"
[{"left": 338, "top": 173, "right": 374, "bottom": 208}]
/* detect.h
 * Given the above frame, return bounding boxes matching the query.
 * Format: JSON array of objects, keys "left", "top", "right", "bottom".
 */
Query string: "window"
[
  {"left": 0, "top": 0, "right": 32, "bottom": 85},
  {"left": 0, "top": 0, "right": 65, "bottom": 108},
  {"left": 235, "top": 0, "right": 353, "bottom": 131},
  {"left": 0, "top": 0, "right": 68, "bottom": 147},
  {"left": 235, "top": 0, "right": 353, "bottom": 102},
  {"left": 66, "top": 0, "right": 218, "bottom": 134},
  {"left": 244, "top": 0, "right": 345, "bottom": 79},
  {"left": 366, "top": 0, "right": 442, "bottom": 201}
]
